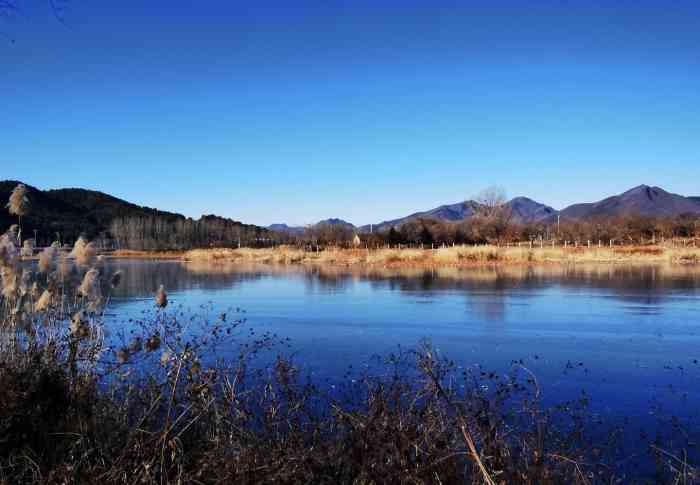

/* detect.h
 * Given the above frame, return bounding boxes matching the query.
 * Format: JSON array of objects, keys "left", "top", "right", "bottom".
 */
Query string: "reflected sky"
[{"left": 104, "top": 259, "right": 700, "bottom": 431}]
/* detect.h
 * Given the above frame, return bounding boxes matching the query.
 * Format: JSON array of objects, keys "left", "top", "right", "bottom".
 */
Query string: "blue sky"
[{"left": 2, "top": 0, "right": 699, "bottom": 226}]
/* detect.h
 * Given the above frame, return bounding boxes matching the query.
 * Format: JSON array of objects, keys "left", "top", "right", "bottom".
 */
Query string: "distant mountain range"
[
  {"left": 267, "top": 224, "right": 306, "bottom": 236},
  {"left": 3, "top": 181, "right": 699, "bottom": 243},
  {"left": 357, "top": 197, "right": 557, "bottom": 232},
  {"left": 270, "top": 185, "right": 700, "bottom": 234},
  {"left": 268, "top": 218, "right": 355, "bottom": 236},
  {"left": 0, "top": 180, "right": 267, "bottom": 244}
]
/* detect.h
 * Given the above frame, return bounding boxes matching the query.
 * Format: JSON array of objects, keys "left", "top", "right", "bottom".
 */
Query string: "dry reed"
[
  {"left": 183, "top": 244, "right": 700, "bottom": 268},
  {"left": 6, "top": 183, "right": 29, "bottom": 217}
]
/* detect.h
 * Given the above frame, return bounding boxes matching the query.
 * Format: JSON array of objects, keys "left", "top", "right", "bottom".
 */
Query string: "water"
[{"left": 107, "top": 259, "right": 700, "bottom": 433}]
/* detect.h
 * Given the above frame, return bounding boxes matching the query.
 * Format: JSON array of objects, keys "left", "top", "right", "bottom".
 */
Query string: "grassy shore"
[
  {"left": 181, "top": 244, "right": 700, "bottom": 267},
  {"left": 110, "top": 249, "right": 186, "bottom": 259}
]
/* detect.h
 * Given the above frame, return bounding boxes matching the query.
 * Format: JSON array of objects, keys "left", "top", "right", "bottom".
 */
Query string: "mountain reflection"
[
  {"left": 107, "top": 260, "right": 700, "bottom": 312},
  {"left": 106, "top": 260, "right": 266, "bottom": 298}
]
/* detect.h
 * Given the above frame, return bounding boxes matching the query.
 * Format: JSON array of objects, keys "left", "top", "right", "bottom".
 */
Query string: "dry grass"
[
  {"left": 110, "top": 249, "right": 186, "bottom": 259},
  {"left": 182, "top": 244, "right": 700, "bottom": 268}
]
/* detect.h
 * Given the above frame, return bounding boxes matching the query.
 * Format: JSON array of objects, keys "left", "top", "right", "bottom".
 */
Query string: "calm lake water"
[{"left": 106, "top": 259, "right": 700, "bottom": 432}]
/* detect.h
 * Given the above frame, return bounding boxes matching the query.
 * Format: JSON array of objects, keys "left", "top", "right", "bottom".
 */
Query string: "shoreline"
[{"left": 108, "top": 244, "right": 700, "bottom": 267}]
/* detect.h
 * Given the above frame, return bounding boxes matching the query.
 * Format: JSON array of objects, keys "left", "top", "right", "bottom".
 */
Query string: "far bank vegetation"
[
  {"left": 185, "top": 188, "right": 700, "bottom": 266},
  {"left": 184, "top": 243, "right": 700, "bottom": 267}
]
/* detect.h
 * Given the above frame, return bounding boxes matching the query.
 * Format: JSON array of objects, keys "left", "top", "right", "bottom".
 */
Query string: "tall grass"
[{"left": 183, "top": 244, "right": 700, "bottom": 267}]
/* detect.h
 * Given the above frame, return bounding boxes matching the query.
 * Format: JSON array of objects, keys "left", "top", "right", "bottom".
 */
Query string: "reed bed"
[{"left": 183, "top": 244, "right": 700, "bottom": 267}]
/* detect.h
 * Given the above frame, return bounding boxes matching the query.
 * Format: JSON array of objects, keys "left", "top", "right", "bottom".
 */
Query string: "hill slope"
[
  {"left": 359, "top": 201, "right": 477, "bottom": 232},
  {"left": 558, "top": 185, "right": 700, "bottom": 220},
  {"left": 269, "top": 218, "right": 356, "bottom": 236},
  {"left": 0, "top": 181, "right": 265, "bottom": 245},
  {"left": 359, "top": 197, "right": 555, "bottom": 232},
  {"left": 508, "top": 197, "right": 558, "bottom": 224}
]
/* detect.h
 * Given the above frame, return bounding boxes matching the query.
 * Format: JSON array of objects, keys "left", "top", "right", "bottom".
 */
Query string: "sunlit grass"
[{"left": 183, "top": 244, "right": 700, "bottom": 267}]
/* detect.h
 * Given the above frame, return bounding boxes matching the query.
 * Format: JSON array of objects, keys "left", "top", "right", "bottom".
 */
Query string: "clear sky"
[{"left": 2, "top": 0, "right": 699, "bottom": 226}]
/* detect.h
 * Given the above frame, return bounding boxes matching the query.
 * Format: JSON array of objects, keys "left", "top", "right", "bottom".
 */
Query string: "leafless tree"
[
  {"left": 471, "top": 186, "right": 513, "bottom": 244},
  {"left": 109, "top": 215, "right": 267, "bottom": 251}
]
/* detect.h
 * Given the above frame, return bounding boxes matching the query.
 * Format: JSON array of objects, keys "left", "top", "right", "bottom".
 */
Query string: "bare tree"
[
  {"left": 473, "top": 186, "right": 507, "bottom": 218},
  {"left": 471, "top": 186, "right": 513, "bottom": 244}
]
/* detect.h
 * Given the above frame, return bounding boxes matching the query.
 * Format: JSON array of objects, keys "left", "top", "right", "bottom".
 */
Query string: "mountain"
[
  {"left": 316, "top": 218, "right": 355, "bottom": 229},
  {"left": 269, "top": 218, "right": 356, "bottom": 236},
  {"left": 268, "top": 223, "right": 305, "bottom": 235},
  {"left": 0, "top": 180, "right": 266, "bottom": 245},
  {"left": 360, "top": 197, "right": 555, "bottom": 232},
  {"left": 558, "top": 185, "right": 700, "bottom": 220},
  {"left": 359, "top": 201, "right": 477, "bottom": 232},
  {"left": 361, "top": 186, "right": 700, "bottom": 232},
  {"left": 508, "top": 197, "right": 558, "bottom": 224}
]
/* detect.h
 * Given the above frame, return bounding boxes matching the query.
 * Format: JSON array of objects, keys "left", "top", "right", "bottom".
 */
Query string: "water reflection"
[
  {"left": 104, "top": 259, "right": 700, "bottom": 425},
  {"left": 177, "top": 261, "right": 700, "bottom": 294},
  {"left": 105, "top": 260, "right": 267, "bottom": 299},
  {"left": 166, "top": 261, "right": 700, "bottom": 324}
]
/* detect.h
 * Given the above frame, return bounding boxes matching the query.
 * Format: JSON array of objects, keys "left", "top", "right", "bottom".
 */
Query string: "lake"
[{"left": 106, "top": 259, "right": 700, "bottom": 435}]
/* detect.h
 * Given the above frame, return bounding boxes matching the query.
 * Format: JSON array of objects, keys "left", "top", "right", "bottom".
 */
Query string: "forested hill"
[{"left": 0, "top": 180, "right": 268, "bottom": 248}]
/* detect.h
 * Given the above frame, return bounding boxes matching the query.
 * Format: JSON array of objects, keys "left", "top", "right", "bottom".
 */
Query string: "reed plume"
[
  {"left": 155, "top": 285, "right": 168, "bottom": 308},
  {"left": 0, "top": 266, "right": 18, "bottom": 299},
  {"left": 71, "top": 237, "right": 97, "bottom": 267},
  {"left": 78, "top": 268, "right": 102, "bottom": 305},
  {"left": 70, "top": 237, "right": 87, "bottom": 257},
  {"left": 69, "top": 310, "right": 90, "bottom": 338},
  {"left": 0, "top": 232, "right": 19, "bottom": 269},
  {"left": 6, "top": 184, "right": 30, "bottom": 244},
  {"left": 128, "top": 336, "right": 142, "bottom": 353},
  {"left": 20, "top": 238, "right": 34, "bottom": 258},
  {"left": 145, "top": 333, "right": 161, "bottom": 351},
  {"left": 38, "top": 245, "right": 58, "bottom": 274},
  {"left": 35, "top": 290, "right": 52, "bottom": 312},
  {"left": 6, "top": 184, "right": 29, "bottom": 217},
  {"left": 160, "top": 350, "right": 172, "bottom": 365},
  {"left": 31, "top": 282, "right": 40, "bottom": 300},
  {"left": 110, "top": 270, "right": 122, "bottom": 289},
  {"left": 116, "top": 348, "right": 130, "bottom": 364}
]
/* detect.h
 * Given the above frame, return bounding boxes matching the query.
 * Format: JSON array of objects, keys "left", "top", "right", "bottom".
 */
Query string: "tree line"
[
  {"left": 275, "top": 213, "right": 699, "bottom": 250},
  {"left": 109, "top": 215, "right": 271, "bottom": 250}
]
